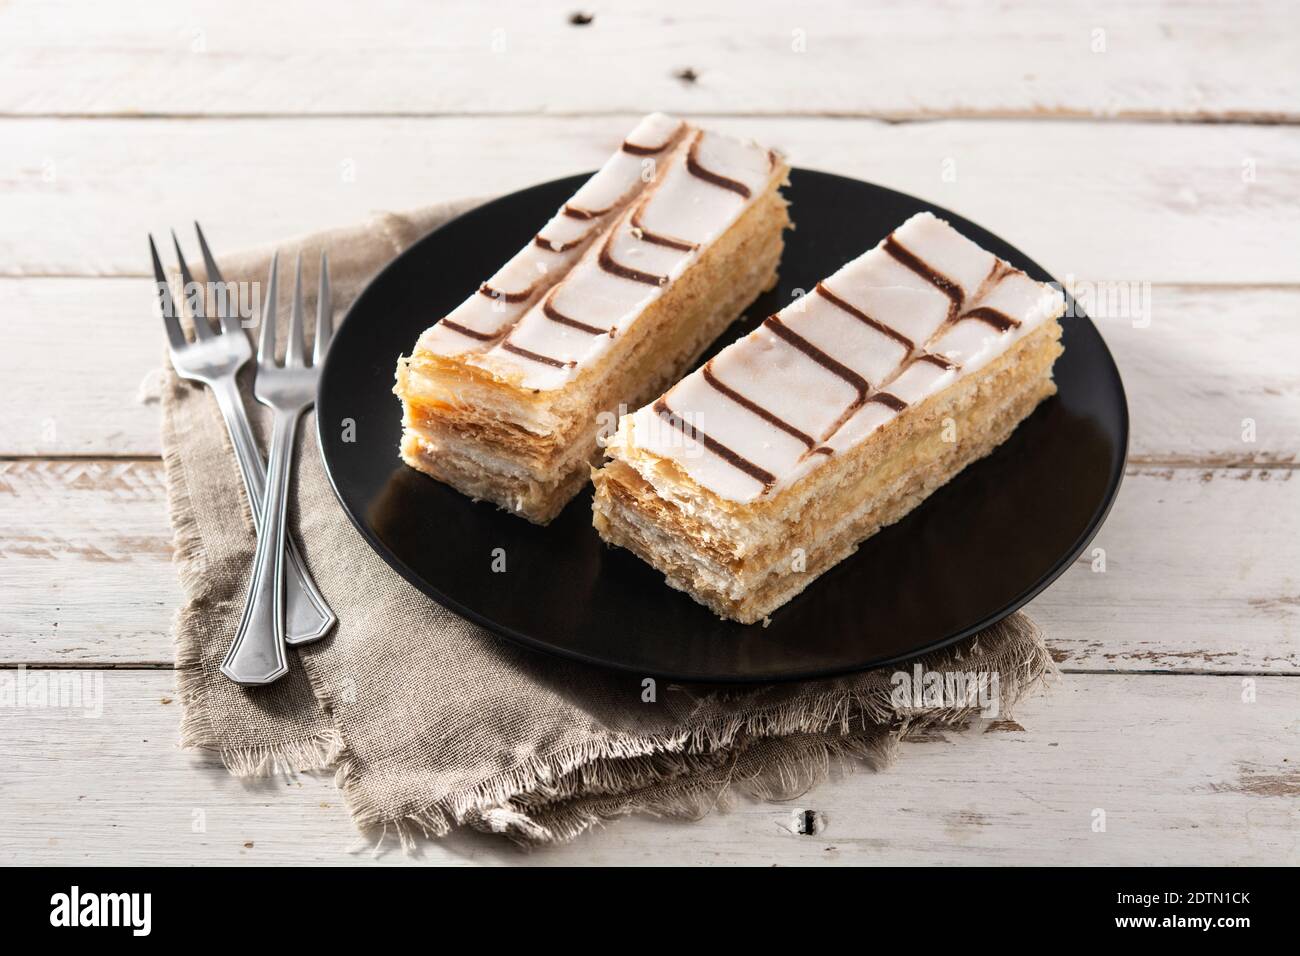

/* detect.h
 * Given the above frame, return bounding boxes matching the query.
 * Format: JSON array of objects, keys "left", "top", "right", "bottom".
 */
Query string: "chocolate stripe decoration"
[
  {"left": 631, "top": 203, "right": 698, "bottom": 252},
  {"left": 562, "top": 203, "right": 614, "bottom": 221},
  {"left": 748, "top": 236, "right": 1011, "bottom": 455},
  {"left": 533, "top": 233, "right": 588, "bottom": 254},
  {"left": 542, "top": 288, "right": 613, "bottom": 336},
  {"left": 702, "top": 361, "right": 814, "bottom": 448},
  {"left": 961, "top": 306, "right": 1021, "bottom": 332},
  {"left": 655, "top": 399, "right": 775, "bottom": 488},
  {"left": 917, "top": 352, "right": 958, "bottom": 370},
  {"left": 686, "top": 131, "right": 752, "bottom": 199},
  {"left": 814, "top": 282, "right": 914, "bottom": 350},
  {"left": 599, "top": 233, "right": 667, "bottom": 286},
  {"left": 763, "top": 315, "right": 869, "bottom": 398},
  {"left": 439, "top": 319, "right": 498, "bottom": 342},
  {"left": 984, "top": 259, "right": 1021, "bottom": 288},
  {"left": 478, "top": 282, "right": 534, "bottom": 304},
  {"left": 866, "top": 392, "right": 908, "bottom": 412},
  {"left": 622, "top": 133, "right": 676, "bottom": 156},
  {"left": 500, "top": 340, "right": 575, "bottom": 369},
  {"left": 884, "top": 235, "right": 964, "bottom": 319}
]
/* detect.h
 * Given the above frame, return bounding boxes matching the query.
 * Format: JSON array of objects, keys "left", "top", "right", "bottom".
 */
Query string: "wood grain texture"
[
  {"left": 4, "top": 117, "right": 1299, "bottom": 281},
  {"left": 1, "top": 670, "right": 1294, "bottom": 865},
  {"left": 0, "top": 278, "right": 164, "bottom": 456},
  {"left": 1034, "top": 467, "right": 1299, "bottom": 673},
  {"left": 2, "top": 0, "right": 1297, "bottom": 121},
  {"left": 2, "top": 460, "right": 1295, "bottom": 673},
  {"left": 0, "top": 460, "right": 181, "bottom": 666},
  {"left": 1094, "top": 287, "right": 1300, "bottom": 467}
]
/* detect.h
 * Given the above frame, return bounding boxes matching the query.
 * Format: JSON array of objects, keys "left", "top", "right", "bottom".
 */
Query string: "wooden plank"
[
  {"left": 0, "top": 460, "right": 181, "bottom": 665},
  {"left": 5, "top": 279, "right": 1298, "bottom": 462},
  {"left": 1, "top": 670, "right": 1294, "bottom": 864},
  {"left": 1033, "top": 467, "right": 1299, "bottom": 672},
  {"left": 2, "top": 460, "right": 1295, "bottom": 673},
  {"left": 0, "top": 278, "right": 164, "bottom": 457},
  {"left": 1, "top": 0, "right": 1297, "bottom": 121},
  {"left": 1094, "top": 287, "right": 1300, "bottom": 468},
  {"left": 4, "top": 116, "right": 1299, "bottom": 282}
]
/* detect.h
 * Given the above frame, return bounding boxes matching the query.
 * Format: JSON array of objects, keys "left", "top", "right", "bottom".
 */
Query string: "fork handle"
[
  {"left": 211, "top": 378, "right": 335, "bottom": 645},
  {"left": 222, "top": 410, "right": 300, "bottom": 686}
]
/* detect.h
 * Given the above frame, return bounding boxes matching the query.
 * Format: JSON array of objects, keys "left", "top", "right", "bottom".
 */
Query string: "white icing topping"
[
  {"left": 464, "top": 128, "right": 776, "bottom": 389},
  {"left": 568, "top": 111, "right": 682, "bottom": 213},
  {"left": 713, "top": 325, "right": 858, "bottom": 440},
  {"left": 621, "top": 212, "right": 1065, "bottom": 503},
  {"left": 418, "top": 112, "right": 686, "bottom": 355},
  {"left": 780, "top": 293, "right": 908, "bottom": 388}
]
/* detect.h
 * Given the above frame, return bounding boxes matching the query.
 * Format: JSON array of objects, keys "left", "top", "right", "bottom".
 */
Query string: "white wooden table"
[{"left": 2, "top": 0, "right": 1297, "bottom": 866}]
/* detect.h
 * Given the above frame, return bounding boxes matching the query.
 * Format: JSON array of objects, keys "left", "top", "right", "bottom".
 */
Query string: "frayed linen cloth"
[{"left": 164, "top": 198, "right": 1057, "bottom": 848}]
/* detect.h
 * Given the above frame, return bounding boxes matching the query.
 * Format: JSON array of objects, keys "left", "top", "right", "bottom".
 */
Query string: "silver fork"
[
  {"left": 222, "top": 253, "right": 333, "bottom": 685},
  {"left": 149, "top": 227, "right": 335, "bottom": 680}
]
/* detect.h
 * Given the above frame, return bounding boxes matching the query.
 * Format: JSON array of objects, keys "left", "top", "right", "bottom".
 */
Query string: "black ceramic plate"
[{"left": 318, "top": 169, "right": 1128, "bottom": 683}]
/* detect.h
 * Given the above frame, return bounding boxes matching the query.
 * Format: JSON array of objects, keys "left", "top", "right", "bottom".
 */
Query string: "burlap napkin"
[{"left": 165, "top": 198, "right": 1056, "bottom": 848}]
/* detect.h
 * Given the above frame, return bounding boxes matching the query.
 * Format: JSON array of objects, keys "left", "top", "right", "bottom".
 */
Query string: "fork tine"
[
  {"left": 258, "top": 253, "right": 279, "bottom": 366},
  {"left": 286, "top": 254, "right": 306, "bottom": 367},
  {"left": 313, "top": 252, "right": 332, "bottom": 366},
  {"left": 193, "top": 221, "right": 242, "bottom": 335},
  {"left": 148, "top": 234, "right": 187, "bottom": 352},
  {"left": 172, "top": 229, "right": 214, "bottom": 340},
  {"left": 193, "top": 221, "right": 225, "bottom": 285}
]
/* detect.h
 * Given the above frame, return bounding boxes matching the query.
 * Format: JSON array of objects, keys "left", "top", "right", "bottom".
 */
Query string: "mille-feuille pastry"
[
  {"left": 593, "top": 211, "right": 1066, "bottom": 623},
  {"left": 395, "top": 112, "right": 791, "bottom": 523}
]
